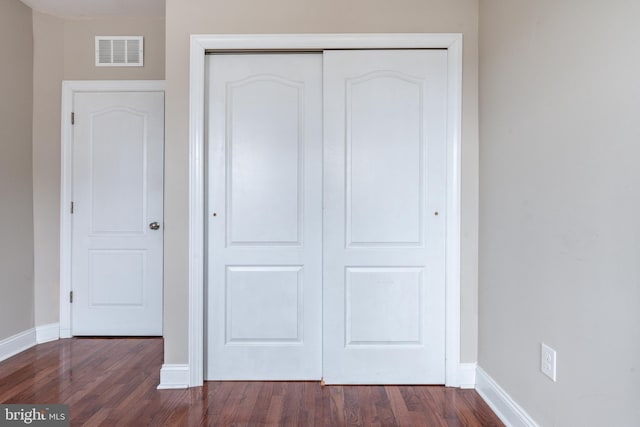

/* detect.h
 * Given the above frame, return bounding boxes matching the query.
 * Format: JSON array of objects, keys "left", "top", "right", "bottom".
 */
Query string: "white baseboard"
[
  {"left": 476, "top": 367, "right": 539, "bottom": 427},
  {"left": 158, "top": 364, "right": 190, "bottom": 389},
  {"left": 0, "top": 328, "right": 37, "bottom": 363},
  {"left": 155, "top": 363, "right": 478, "bottom": 390},
  {"left": 36, "top": 323, "right": 60, "bottom": 344},
  {"left": 156, "top": 363, "right": 477, "bottom": 390},
  {"left": 457, "top": 362, "right": 477, "bottom": 389}
]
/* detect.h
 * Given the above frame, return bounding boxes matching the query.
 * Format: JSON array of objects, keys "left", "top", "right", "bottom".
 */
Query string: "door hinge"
[
  {"left": 71, "top": 112, "right": 75, "bottom": 125},
  {"left": 70, "top": 291, "right": 73, "bottom": 303},
  {"left": 70, "top": 202, "right": 74, "bottom": 214}
]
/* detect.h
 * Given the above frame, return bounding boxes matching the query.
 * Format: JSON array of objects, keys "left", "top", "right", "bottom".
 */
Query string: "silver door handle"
[{"left": 149, "top": 222, "right": 161, "bottom": 230}]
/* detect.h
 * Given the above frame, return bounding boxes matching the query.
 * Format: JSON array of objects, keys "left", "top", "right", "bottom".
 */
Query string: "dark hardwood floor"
[{"left": 0, "top": 338, "right": 503, "bottom": 426}]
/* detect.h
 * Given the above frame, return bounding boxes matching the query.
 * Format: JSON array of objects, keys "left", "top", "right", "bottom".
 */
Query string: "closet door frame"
[{"left": 185, "top": 33, "right": 463, "bottom": 389}]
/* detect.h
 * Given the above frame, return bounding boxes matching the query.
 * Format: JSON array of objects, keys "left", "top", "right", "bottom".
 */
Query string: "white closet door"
[
  {"left": 207, "top": 54, "right": 323, "bottom": 380},
  {"left": 323, "top": 50, "right": 448, "bottom": 384}
]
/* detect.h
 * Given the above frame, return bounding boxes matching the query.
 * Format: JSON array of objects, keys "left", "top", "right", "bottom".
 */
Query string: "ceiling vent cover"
[{"left": 95, "top": 36, "right": 144, "bottom": 67}]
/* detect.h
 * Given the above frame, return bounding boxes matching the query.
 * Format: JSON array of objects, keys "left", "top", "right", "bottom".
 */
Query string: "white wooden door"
[
  {"left": 323, "top": 50, "right": 448, "bottom": 384},
  {"left": 207, "top": 54, "right": 323, "bottom": 379},
  {"left": 71, "top": 91, "right": 164, "bottom": 336}
]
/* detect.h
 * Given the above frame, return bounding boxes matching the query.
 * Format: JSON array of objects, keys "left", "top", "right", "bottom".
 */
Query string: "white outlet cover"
[{"left": 541, "top": 343, "right": 557, "bottom": 382}]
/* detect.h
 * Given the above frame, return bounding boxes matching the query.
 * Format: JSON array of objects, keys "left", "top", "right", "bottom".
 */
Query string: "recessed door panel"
[
  {"left": 90, "top": 109, "right": 146, "bottom": 235},
  {"left": 89, "top": 250, "right": 145, "bottom": 306},
  {"left": 227, "top": 77, "right": 303, "bottom": 246},
  {"left": 226, "top": 266, "right": 302, "bottom": 343},
  {"left": 347, "top": 73, "right": 424, "bottom": 246},
  {"left": 346, "top": 267, "right": 423, "bottom": 345}
]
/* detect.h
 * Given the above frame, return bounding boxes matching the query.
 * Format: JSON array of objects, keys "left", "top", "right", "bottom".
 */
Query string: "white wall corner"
[
  {"left": 157, "top": 364, "right": 190, "bottom": 390},
  {"left": 476, "top": 367, "right": 540, "bottom": 427},
  {"left": 0, "top": 328, "right": 37, "bottom": 363},
  {"left": 457, "top": 363, "right": 477, "bottom": 389},
  {"left": 36, "top": 323, "right": 60, "bottom": 344}
]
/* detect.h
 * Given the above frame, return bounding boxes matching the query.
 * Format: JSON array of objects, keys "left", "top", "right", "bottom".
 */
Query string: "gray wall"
[
  {"left": 0, "top": 0, "right": 35, "bottom": 340},
  {"left": 164, "top": 0, "right": 480, "bottom": 365},
  {"left": 32, "top": 11, "right": 64, "bottom": 329},
  {"left": 479, "top": 1, "right": 640, "bottom": 425}
]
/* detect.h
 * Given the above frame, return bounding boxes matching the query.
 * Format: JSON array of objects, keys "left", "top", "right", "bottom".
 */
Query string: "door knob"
[{"left": 149, "top": 222, "right": 161, "bottom": 230}]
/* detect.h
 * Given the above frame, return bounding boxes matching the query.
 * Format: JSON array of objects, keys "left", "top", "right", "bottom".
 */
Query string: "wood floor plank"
[
  {"left": 328, "top": 385, "right": 346, "bottom": 426},
  {"left": 400, "top": 386, "right": 447, "bottom": 427},
  {"left": 218, "top": 381, "right": 250, "bottom": 425},
  {"left": 232, "top": 381, "right": 263, "bottom": 426},
  {"left": 354, "top": 384, "right": 379, "bottom": 426},
  {"left": 424, "top": 384, "right": 464, "bottom": 426},
  {"left": 386, "top": 385, "right": 416, "bottom": 427},
  {"left": 82, "top": 407, "right": 110, "bottom": 427},
  {"left": 204, "top": 382, "right": 236, "bottom": 423},
  {"left": 318, "top": 382, "right": 333, "bottom": 427},
  {"left": 461, "top": 390, "right": 504, "bottom": 427},
  {"left": 372, "top": 384, "right": 400, "bottom": 427},
  {"left": 343, "top": 386, "right": 364, "bottom": 426},
  {"left": 265, "top": 394, "right": 285, "bottom": 425},
  {"left": 278, "top": 381, "right": 301, "bottom": 426},
  {"left": 300, "top": 381, "right": 319, "bottom": 426},
  {"left": 0, "top": 338, "right": 504, "bottom": 426},
  {"left": 248, "top": 381, "right": 274, "bottom": 426}
]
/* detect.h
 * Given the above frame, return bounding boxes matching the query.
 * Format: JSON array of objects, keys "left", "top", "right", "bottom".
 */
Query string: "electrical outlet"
[{"left": 541, "top": 343, "right": 557, "bottom": 382}]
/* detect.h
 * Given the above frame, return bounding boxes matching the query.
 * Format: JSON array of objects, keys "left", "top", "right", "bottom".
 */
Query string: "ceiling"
[{"left": 20, "top": 0, "right": 165, "bottom": 18}]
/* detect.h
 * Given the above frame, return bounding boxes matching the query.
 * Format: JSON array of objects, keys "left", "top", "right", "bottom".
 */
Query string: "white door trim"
[
  {"left": 189, "top": 33, "right": 463, "bottom": 387},
  {"left": 60, "top": 80, "right": 166, "bottom": 338}
]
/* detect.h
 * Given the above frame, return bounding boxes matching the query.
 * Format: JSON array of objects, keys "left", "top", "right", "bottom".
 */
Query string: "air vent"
[{"left": 95, "top": 36, "right": 144, "bottom": 67}]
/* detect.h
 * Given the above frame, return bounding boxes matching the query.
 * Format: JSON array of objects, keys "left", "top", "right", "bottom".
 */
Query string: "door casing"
[
  {"left": 60, "top": 80, "right": 166, "bottom": 338},
  {"left": 188, "top": 34, "right": 463, "bottom": 388}
]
